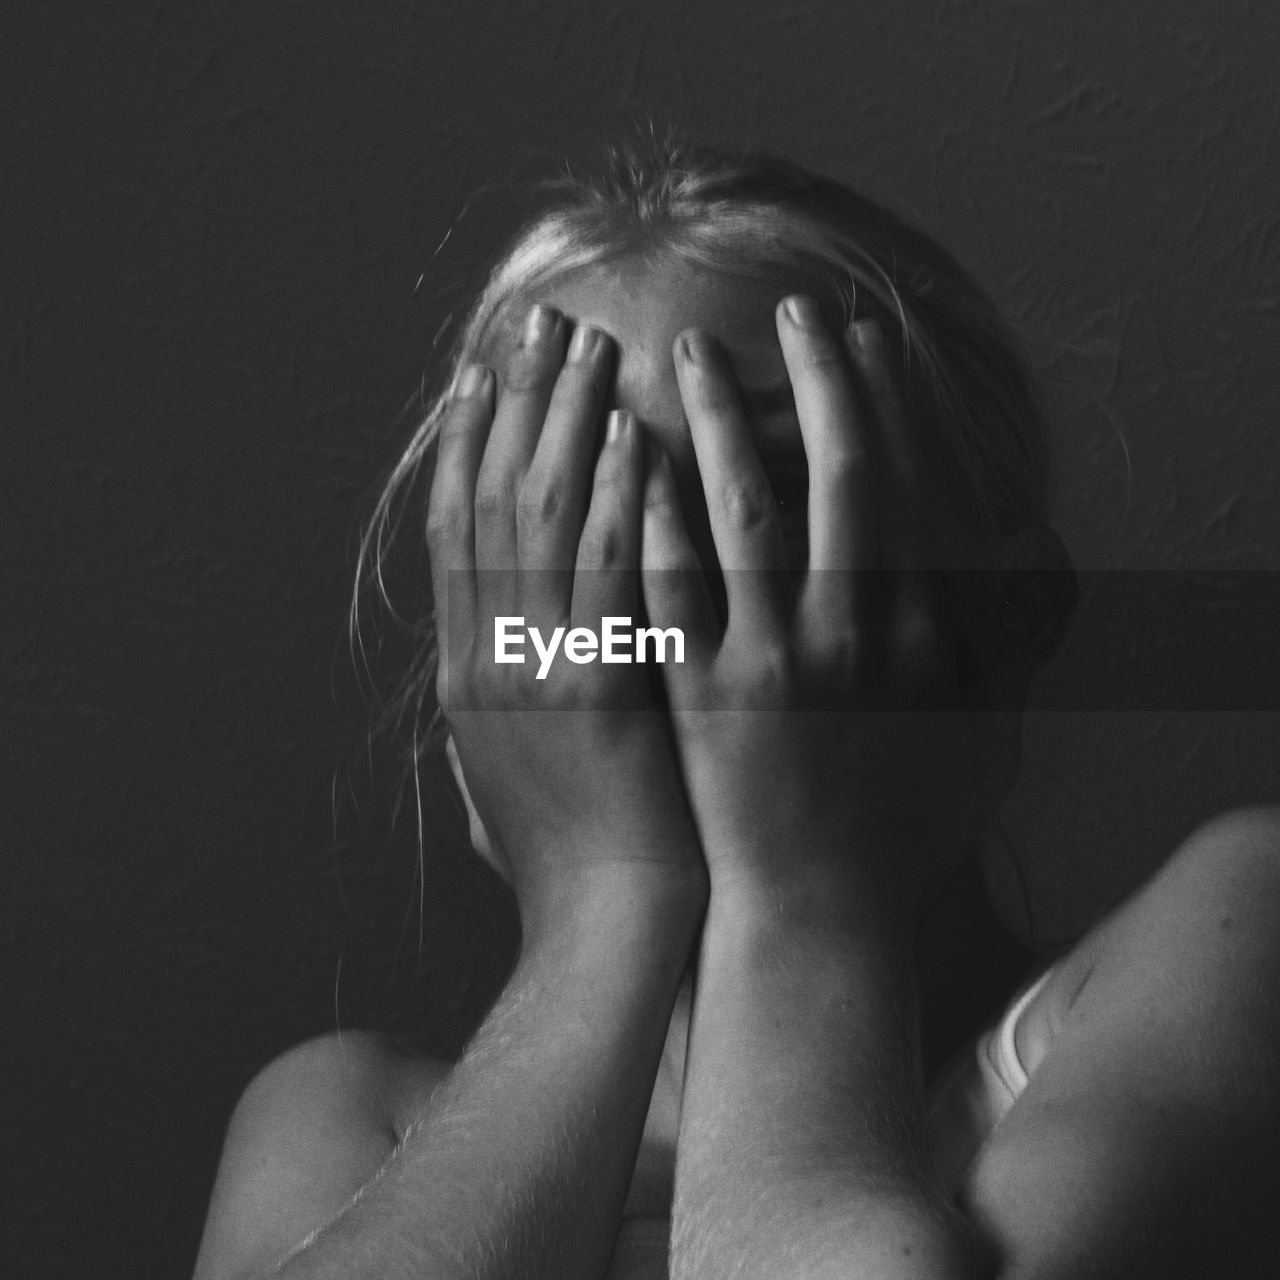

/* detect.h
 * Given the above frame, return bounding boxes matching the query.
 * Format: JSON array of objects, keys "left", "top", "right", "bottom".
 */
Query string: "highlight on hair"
[{"left": 350, "top": 125, "right": 1055, "bottom": 805}]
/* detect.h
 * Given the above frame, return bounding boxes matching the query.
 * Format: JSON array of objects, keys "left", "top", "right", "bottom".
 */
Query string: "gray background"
[{"left": 4, "top": 1, "right": 1278, "bottom": 1275}]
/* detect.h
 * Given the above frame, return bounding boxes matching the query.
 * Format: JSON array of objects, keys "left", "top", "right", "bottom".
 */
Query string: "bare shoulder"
[
  {"left": 963, "top": 804, "right": 1280, "bottom": 1277},
  {"left": 193, "top": 1030, "right": 451, "bottom": 1280},
  {"left": 1085, "top": 801, "right": 1280, "bottom": 950},
  {"left": 1014, "top": 803, "right": 1280, "bottom": 1069}
]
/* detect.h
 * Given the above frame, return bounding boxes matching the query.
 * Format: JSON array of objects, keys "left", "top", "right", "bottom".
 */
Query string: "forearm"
[
  {"left": 276, "top": 866, "right": 704, "bottom": 1280},
  {"left": 672, "top": 873, "right": 985, "bottom": 1280}
]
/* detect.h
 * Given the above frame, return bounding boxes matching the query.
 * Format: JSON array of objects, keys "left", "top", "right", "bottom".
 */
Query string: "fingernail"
[
  {"left": 523, "top": 304, "right": 557, "bottom": 347},
  {"left": 606, "top": 408, "right": 634, "bottom": 443},
  {"left": 568, "top": 324, "right": 601, "bottom": 363},
  {"left": 678, "top": 330, "right": 711, "bottom": 365},
  {"left": 453, "top": 363, "right": 489, "bottom": 398},
  {"left": 783, "top": 294, "right": 821, "bottom": 328}
]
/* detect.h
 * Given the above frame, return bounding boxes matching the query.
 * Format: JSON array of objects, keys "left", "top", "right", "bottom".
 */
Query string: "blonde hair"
[{"left": 351, "top": 128, "right": 1054, "bottom": 789}]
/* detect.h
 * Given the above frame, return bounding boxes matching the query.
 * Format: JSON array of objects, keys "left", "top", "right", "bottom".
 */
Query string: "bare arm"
[
  {"left": 197, "top": 309, "right": 711, "bottom": 1279},
  {"left": 675, "top": 811, "right": 1280, "bottom": 1280},
  {"left": 640, "top": 292, "right": 1280, "bottom": 1275},
  {"left": 193, "top": 869, "right": 700, "bottom": 1280},
  {"left": 640, "top": 302, "right": 1021, "bottom": 1278},
  {"left": 673, "top": 878, "right": 980, "bottom": 1280},
  {"left": 959, "top": 806, "right": 1280, "bottom": 1280},
  {"left": 265, "top": 872, "right": 700, "bottom": 1280}
]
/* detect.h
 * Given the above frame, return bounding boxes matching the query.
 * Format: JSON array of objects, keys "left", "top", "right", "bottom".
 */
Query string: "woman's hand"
[
  {"left": 639, "top": 297, "right": 1020, "bottom": 919},
  {"left": 427, "top": 304, "right": 706, "bottom": 928}
]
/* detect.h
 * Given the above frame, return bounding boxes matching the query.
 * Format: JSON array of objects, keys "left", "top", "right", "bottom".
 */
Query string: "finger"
[
  {"left": 774, "top": 294, "right": 878, "bottom": 634},
  {"left": 426, "top": 363, "right": 495, "bottom": 708},
  {"left": 673, "top": 328, "right": 789, "bottom": 640},
  {"left": 640, "top": 437, "right": 718, "bottom": 679},
  {"left": 518, "top": 324, "right": 615, "bottom": 627},
  {"left": 848, "top": 320, "right": 946, "bottom": 686},
  {"left": 473, "top": 304, "right": 567, "bottom": 619},
  {"left": 570, "top": 408, "right": 642, "bottom": 629},
  {"left": 846, "top": 320, "right": 928, "bottom": 572}
]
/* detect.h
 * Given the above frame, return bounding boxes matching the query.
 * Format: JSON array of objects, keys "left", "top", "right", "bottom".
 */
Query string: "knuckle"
[
  {"left": 578, "top": 523, "right": 625, "bottom": 568},
  {"left": 555, "top": 363, "right": 607, "bottom": 406},
  {"left": 445, "top": 386, "right": 491, "bottom": 424},
  {"left": 425, "top": 504, "right": 469, "bottom": 548},
  {"left": 517, "top": 477, "right": 566, "bottom": 525},
  {"left": 644, "top": 475, "right": 678, "bottom": 514},
  {"left": 503, "top": 348, "right": 556, "bottom": 393},
  {"left": 646, "top": 545, "right": 699, "bottom": 577},
  {"left": 721, "top": 475, "right": 777, "bottom": 531},
  {"left": 798, "top": 339, "right": 845, "bottom": 371},
  {"left": 473, "top": 481, "right": 512, "bottom": 520},
  {"left": 747, "top": 640, "right": 795, "bottom": 692}
]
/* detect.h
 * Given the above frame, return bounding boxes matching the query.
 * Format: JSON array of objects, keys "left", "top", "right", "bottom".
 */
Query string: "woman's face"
[
  {"left": 532, "top": 255, "right": 819, "bottom": 585},
  {"left": 446, "top": 253, "right": 1015, "bottom": 875},
  {"left": 498, "top": 254, "right": 995, "bottom": 581}
]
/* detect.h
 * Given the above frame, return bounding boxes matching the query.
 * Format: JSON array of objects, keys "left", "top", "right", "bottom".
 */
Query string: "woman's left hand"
[{"left": 639, "top": 297, "right": 1020, "bottom": 919}]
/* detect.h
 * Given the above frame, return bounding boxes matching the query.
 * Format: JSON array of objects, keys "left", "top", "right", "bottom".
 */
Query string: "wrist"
[
  {"left": 700, "top": 814, "right": 960, "bottom": 931},
  {"left": 707, "top": 856, "right": 914, "bottom": 953},
  {"left": 520, "top": 858, "right": 708, "bottom": 967}
]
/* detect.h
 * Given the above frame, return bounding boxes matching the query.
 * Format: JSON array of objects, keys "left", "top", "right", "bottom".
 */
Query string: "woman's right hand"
[{"left": 426, "top": 304, "right": 707, "bottom": 927}]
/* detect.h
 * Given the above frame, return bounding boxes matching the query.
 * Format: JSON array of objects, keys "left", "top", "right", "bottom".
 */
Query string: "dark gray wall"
[{"left": 5, "top": 1, "right": 1278, "bottom": 1275}]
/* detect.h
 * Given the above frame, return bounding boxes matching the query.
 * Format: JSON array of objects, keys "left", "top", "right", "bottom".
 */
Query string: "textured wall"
[{"left": 4, "top": 1, "right": 1278, "bottom": 1275}]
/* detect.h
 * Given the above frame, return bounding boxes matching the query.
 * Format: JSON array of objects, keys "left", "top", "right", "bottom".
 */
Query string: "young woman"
[{"left": 193, "top": 134, "right": 1280, "bottom": 1280}]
